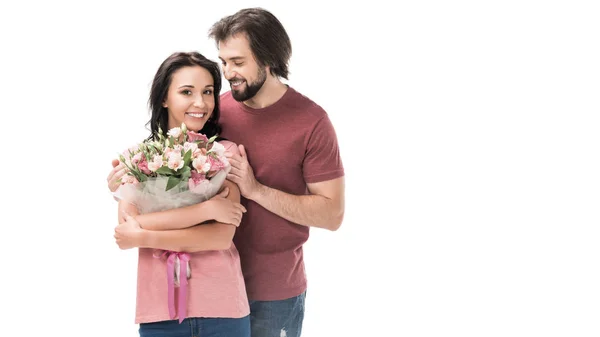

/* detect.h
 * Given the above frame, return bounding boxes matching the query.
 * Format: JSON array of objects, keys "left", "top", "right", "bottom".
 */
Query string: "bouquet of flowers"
[
  {"left": 115, "top": 123, "right": 230, "bottom": 214},
  {"left": 113, "top": 123, "right": 230, "bottom": 322}
]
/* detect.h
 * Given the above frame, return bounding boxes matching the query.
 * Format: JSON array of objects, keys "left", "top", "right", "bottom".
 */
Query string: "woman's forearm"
[
  {"left": 139, "top": 222, "right": 236, "bottom": 252},
  {"left": 130, "top": 201, "right": 213, "bottom": 231},
  {"left": 118, "top": 199, "right": 212, "bottom": 231}
]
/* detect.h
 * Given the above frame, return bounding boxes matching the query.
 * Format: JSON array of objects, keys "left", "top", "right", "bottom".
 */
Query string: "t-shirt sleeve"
[
  {"left": 302, "top": 115, "right": 345, "bottom": 184},
  {"left": 221, "top": 140, "right": 240, "bottom": 156}
]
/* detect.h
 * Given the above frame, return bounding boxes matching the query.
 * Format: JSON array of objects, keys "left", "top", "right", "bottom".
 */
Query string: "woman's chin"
[{"left": 183, "top": 119, "right": 206, "bottom": 132}]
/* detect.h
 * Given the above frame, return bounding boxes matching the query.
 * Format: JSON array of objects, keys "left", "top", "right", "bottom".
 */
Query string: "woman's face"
[{"left": 164, "top": 65, "right": 215, "bottom": 132}]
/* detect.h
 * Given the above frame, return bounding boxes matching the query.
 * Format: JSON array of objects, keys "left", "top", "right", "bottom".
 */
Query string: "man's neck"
[{"left": 243, "top": 76, "right": 288, "bottom": 109}]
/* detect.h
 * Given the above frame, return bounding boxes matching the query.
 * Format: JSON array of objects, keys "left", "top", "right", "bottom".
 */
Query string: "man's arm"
[
  {"left": 226, "top": 116, "right": 345, "bottom": 231},
  {"left": 249, "top": 176, "right": 345, "bottom": 231}
]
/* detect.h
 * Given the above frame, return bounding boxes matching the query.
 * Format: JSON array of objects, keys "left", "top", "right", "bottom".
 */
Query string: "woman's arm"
[
  {"left": 117, "top": 186, "right": 245, "bottom": 231},
  {"left": 116, "top": 180, "right": 243, "bottom": 252}
]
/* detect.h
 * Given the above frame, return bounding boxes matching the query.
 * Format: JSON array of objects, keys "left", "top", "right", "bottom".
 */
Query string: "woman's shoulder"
[{"left": 218, "top": 139, "right": 240, "bottom": 155}]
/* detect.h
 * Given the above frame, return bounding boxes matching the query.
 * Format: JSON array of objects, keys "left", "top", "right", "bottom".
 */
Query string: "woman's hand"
[
  {"left": 107, "top": 159, "right": 128, "bottom": 193},
  {"left": 114, "top": 212, "right": 144, "bottom": 250},
  {"left": 204, "top": 187, "right": 247, "bottom": 227}
]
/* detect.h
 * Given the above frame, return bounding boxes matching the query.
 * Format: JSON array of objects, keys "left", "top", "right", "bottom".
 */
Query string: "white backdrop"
[{"left": 1, "top": 1, "right": 599, "bottom": 336}]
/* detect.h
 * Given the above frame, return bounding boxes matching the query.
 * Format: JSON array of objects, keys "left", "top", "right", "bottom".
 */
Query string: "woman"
[{"left": 113, "top": 51, "right": 250, "bottom": 337}]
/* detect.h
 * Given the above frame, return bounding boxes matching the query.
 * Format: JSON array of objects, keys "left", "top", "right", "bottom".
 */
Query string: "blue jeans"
[
  {"left": 138, "top": 316, "right": 250, "bottom": 337},
  {"left": 249, "top": 291, "right": 306, "bottom": 337}
]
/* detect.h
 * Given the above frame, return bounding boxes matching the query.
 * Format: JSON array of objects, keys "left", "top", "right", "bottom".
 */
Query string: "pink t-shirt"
[
  {"left": 219, "top": 87, "right": 345, "bottom": 301},
  {"left": 134, "top": 141, "right": 249, "bottom": 324}
]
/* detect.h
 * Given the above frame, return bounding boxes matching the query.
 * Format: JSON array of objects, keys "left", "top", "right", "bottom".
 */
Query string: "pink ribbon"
[{"left": 154, "top": 250, "right": 190, "bottom": 323}]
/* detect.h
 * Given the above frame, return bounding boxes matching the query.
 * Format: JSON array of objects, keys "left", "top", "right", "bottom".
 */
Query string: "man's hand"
[
  {"left": 107, "top": 159, "right": 128, "bottom": 193},
  {"left": 114, "top": 212, "right": 144, "bottom": 250},
  {"left": 225, "top": 145, "right": 262, "bottom": 199},
  {"left": 205, "top": 187, "right": 247, "bottom": 227}
]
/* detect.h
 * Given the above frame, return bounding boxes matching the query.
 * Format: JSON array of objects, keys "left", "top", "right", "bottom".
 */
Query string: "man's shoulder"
[{"left": 287, "top": 87, "right": 328, "bottom": 119}]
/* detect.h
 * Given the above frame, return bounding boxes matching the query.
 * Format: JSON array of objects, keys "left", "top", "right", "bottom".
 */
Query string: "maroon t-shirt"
[{"left": 219, "top": 87, "right": 344, "bottom": 301}]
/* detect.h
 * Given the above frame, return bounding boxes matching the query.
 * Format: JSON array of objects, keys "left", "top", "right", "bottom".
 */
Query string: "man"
[
  {"left": 207, "top": 8, "right": 345, "bottom": 337},
  {"left": 107, "top": 7, "right": 345, "bottom": 337}
]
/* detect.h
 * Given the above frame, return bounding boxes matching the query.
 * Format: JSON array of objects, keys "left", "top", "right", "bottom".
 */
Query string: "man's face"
[{"left": 218, "top": 34, "right": 267, "bottom": 102}]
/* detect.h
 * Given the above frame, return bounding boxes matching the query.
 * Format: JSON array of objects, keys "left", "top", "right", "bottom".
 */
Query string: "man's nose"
[{"left": 222, "top": 64, "right": 237, "bottom": 80}]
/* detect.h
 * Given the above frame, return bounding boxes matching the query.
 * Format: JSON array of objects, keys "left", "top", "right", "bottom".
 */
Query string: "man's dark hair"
[{"left": 208, "top": 7, "right": 292, "bottom": 79}]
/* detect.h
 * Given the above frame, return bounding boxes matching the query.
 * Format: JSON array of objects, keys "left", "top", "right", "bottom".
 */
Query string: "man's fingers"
[
  {"left": 227, "top": 158, "right": 242, "bottom": 170},
  {"left": 228, "top": 166, "right": 243, "bottom": 177},
  {"left": 225, "top": 152, "right": 243, "bottom": 162},
  {"left": 227, "top": 173, "right": 240, "bottom": 182},
  {"left": 238, "top": 144, "right": 247, "bottom": 159}
]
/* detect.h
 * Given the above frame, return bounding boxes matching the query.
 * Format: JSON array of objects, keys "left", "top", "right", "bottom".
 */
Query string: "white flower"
[
  {"left": 208, "top": 141, "right": 226, "bottom": 156},
  {"left": 183, "top": 142, "right": 198, "bottom": 153},
  {"left": 148, "top": 155, "right": 163, "bottom": 172},
  {"left": 167, "top": 127, "right": 182, "bottom": 138},
  {"left": 167, "top": 152, "right": 184, "bottom": 171},
  {"left": 192, "top": 155, "right": 211, "bottom": 173}
]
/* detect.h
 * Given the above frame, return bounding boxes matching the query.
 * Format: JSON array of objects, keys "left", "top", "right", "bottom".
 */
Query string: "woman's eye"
[
  {"left": 181, "top": 90, "right": 192, "bottom": 95},
  {"left": 204, "top": 90, "right": 213, "bottom": 95}
]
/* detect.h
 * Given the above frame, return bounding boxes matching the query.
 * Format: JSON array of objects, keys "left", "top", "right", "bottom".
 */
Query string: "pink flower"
[
  {"left": 187, "top": 131, "right": 209, "bottom": 144},
  {"left": 188, "top": 170, "right": 208, "bottom": 192},
  {"left": 131, "top": 152, "right": 143, "bottom": 165},
  {"left": 138, "top": 157, "right": 152, "bottom": 175},
  {"left": 208, "top": 155, "right": 226, "bottom": 172}
]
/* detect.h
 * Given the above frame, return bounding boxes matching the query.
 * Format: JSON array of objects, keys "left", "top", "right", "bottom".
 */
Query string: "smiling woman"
[
  {"left": 147, "top": 52, "right": 224, "bottom": 140},
  {"left": 108, "top": 51, "right": 251, "bottom": 337},
  {"left": 162, "top": 66, "right": 215, "bottom": 133}
]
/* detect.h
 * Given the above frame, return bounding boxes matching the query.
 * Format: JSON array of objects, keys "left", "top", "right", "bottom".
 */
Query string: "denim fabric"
[
  {"left": 138, "top": 315, "right": 250, "bottom": 337},
  {"left": 249, "top": 291, "right": 306, "bottom": 337}
]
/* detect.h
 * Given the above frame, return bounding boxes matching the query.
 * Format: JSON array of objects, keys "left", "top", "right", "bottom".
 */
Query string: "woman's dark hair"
[
  {"left": 146, "top": 51, "right": 222, "bottom": 141},
  {"left": 208, "top": 7, "right": 292, "bottom": 79}
]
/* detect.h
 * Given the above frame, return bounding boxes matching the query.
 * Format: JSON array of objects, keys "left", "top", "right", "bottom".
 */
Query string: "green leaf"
[
  {"left": 180, "top": 166, "right": 191, "bottom": 180},
  {"left": 128, "top": 169, "right": 145, "bottom": 182},
  {"left": 155, "top": 166, "right": 175, "bottom": 175},
  {"left": 166, "top": 176, "right": 181, "bottom": 191},
  {"left": 183, "top": 149, "right": 192, "bottom": 164}
]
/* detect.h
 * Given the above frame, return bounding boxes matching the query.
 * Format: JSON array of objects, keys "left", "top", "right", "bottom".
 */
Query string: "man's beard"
[{"left": 231, "top": 67, "right": 267, "bottom": 102}]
